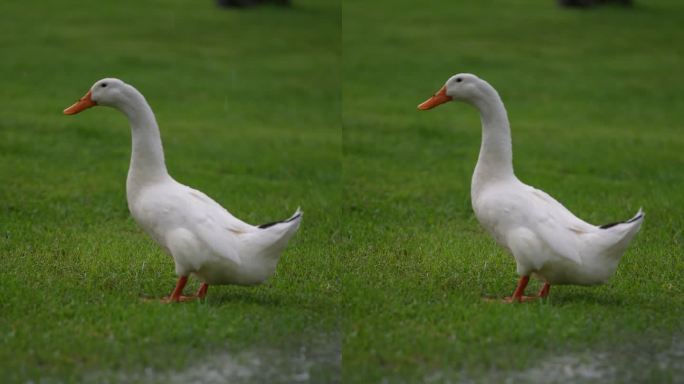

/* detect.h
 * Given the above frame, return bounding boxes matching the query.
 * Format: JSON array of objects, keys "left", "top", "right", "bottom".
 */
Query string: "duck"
[
  {"left": 63, "top": 78, "right": 302, "bottom": 303},
  {"left": 418, "top": 73, "right": 643, "bottom": 302}
]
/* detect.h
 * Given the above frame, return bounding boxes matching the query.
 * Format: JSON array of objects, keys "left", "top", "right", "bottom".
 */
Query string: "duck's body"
[
  {"left": 472, "top": 176, "right": 642, "bottom": 286},
  {"left": 419, "top": 73, "right": 643, "bottom": 301},
  {"left": 64, "top": 78, "right": 301, "bottom": 301},
  {"left": 128, "top": 178, "right": 301, "bottom": 286}
]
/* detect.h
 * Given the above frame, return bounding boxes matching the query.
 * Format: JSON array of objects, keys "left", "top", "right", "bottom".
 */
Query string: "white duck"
[
  {"left": 64, "top": 78, "right": 302, "bottom": 302},
  {"left": 418, "top": 73, "right": 643, "bottom": 302}
]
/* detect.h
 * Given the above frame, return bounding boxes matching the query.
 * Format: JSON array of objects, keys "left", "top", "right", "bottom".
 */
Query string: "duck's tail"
[
  {"left": 598, "top": 208, "right": 644, "bottom": 230},
  {"left": 252, "top": 207, "right": 303, "bottom": 257},
  {"left": 257, "top": 207, "right": 302, "bottom": 229},
  {"left": 597, "top": 208, "right": 644, "bottom": 258}
]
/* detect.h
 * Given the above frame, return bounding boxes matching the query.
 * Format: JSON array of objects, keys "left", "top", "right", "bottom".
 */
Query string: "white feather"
[
  {"left": 78, "top": 78, "right": 302, "bottom": 286},
  {"left": 437, "top": 73, "right": 643, "bottom": 286}
]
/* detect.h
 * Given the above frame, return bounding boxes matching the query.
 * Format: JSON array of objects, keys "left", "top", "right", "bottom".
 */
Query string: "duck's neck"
[
  {"left": 471, "top": 87, "right": 515, "bottom": 193},
  {"left": 119, "top": 91, "right": 170, "bottom": 191}
]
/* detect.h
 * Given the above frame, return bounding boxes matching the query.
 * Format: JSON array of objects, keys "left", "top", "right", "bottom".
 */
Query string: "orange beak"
[
  {"left": 417, "top": 86, "right": 452, "bottom": 110},
  {"left": 63, "top": 90, "right": 97, "bottom": 115}
]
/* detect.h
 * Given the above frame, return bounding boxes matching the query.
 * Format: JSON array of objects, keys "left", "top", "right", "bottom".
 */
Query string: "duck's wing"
[
  {"left": 521, "top": 186, "right": 597, "bottom": 265},
  {"left": 475, "top": 183, "right": 587, "bottom": 266},
  {"left": 182, "top": 186, "right": 257, "bottom": 235},
  {"left": 158, "top": 185, "right": 258, "bottom": 262},
  {"left": 178, "top": 186, "right": 301, "bottom": 259}
]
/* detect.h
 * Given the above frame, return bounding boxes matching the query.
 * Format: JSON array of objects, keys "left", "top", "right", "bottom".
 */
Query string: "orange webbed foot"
[
  {"left": 159, "top": 276, "right": 198, "bottom": 304},
  {"left": 503, "top": 295, "right": 539, "bottom": 303},
  {"left": 161, "top": 295, "right": 197, "bottom": 303}
]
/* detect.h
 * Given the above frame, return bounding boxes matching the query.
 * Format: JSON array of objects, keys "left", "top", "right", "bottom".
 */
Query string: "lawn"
[
  {"left": 342, "top": 0, "right": 684, "bottom": 382},
  {"left": 0, "top": 0, "right": 340, "bottom": 382},
  {"left": 3, "top": 0, "right": 684, "bottom": 383}
]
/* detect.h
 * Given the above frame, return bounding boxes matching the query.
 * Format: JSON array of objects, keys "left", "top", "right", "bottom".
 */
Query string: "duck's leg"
[
  {"left": 161, "top": 276, "right": 197, "bottom": 303},
  {"left": 537, "top": 282, "right": 551, "bottom": 299},
  {"left": 196, "top": 283, "right": 209, "bottom": 300},
  {"left": 504, "top": 276, "right": 538, "bottom": 303}
]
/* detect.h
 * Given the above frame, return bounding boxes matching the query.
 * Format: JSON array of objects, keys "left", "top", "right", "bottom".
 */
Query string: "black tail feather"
[
  {"left": 599, "top": 221, "right": 621, "bottom": 229},
  {"left": 258, "top": 211, "right": 302, "bottom": 229},
  {"left": 599, "top": 211, "right": 644, "bottom": 229}
]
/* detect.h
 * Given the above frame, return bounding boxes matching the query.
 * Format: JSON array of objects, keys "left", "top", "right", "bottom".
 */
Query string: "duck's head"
[
  {"left": 417, "top": 73, "right": 487, "bottom": 110},
  {"left": 63, "top": 78, "right": 129, "bottom": 115}
]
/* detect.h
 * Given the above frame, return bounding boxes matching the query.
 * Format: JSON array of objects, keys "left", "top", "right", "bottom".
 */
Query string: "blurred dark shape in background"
[
  {"left": 217, "top": 0, "right": 290, "bottom": 8},
  {"left": 558, "top": 0, "right": 632, "bottom": 7}
]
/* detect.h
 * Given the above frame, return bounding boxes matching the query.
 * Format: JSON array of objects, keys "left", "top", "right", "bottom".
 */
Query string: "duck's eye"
[
  {"left": 101, "top": 83, "right": 107, "bottom": 88},
  {"left": 456, "top": 78, "right": 462, "bottom": 83}
]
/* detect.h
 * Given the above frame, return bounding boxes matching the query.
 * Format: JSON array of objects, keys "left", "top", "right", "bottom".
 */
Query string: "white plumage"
[
  {"left": 419, "top": 73, "right": 643, "bottom": 301},
  {"left": 64, "top": 78, "right": 301, "bottom": 302}
]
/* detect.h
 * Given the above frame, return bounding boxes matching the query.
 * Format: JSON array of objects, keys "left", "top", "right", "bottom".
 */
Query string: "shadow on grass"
[
  {"left": 477, "top": 291, "right": 626, "bottom": 306},
  {"left": 207, "top": 291, "right": 284, "bottom": 307},
  {"left": 135, "top": 291, "right": 283, "bottom": 307},
  {"left": 549, "top": 291, "right": 625, "bottom": 306}
]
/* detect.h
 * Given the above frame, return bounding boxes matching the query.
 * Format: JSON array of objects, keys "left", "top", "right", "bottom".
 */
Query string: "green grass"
[
  {"left": 0, "top": 0, "right": 340, "bottom": 382},
  {"left": 3, "top": 0, "right": 684, "bottom": 382},
  {"left": 342, "top": 0, "right": 684, "bottom": 382}
]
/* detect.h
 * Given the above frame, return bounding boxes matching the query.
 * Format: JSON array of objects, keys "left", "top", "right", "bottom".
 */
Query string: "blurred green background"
[{"left": 0, "top": 0, "right": 340, "bottom": 382}]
